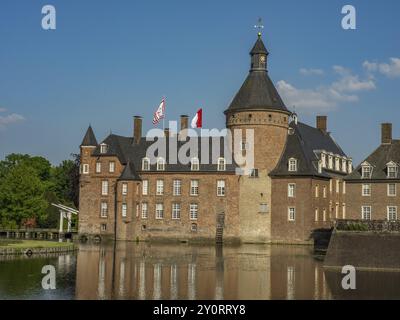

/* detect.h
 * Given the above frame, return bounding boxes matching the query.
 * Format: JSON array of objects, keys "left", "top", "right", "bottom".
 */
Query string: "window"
[
  {"left": 101, "top": 224, "right": 107, "bottom": 231},
  {"left": 335, "top": 203, "right": 339, "bottom": 219},
  {"left": 388, "top": 206, "right": 397, "bottom": 221},
  {"left": 362, "top": 184, "right": 371, "bottom": 196},
  {"left": 315, "top": 208, "right": 319, "bottom": 222},
  {"left": 109, "top": 161, "right": 115, "bottom": 173},
  {"left": 348, "top": 161, "right": 353, "bottom": 173},
  {"left": 288, "top": 207, "right": 296, "bottom": 221},
  {"left": 96, "top": 162, "right": 101, "bottom": 173},
  {"left": 122, "top": 183, "right": 128, "bottom": 195},
  {"left": 122, "top": 203, "right": 127, "bottom": 217},
  {"left": 362, "top": 206, "right": 372, "bottom": 220},
  {"left": 141, "top": 203, "right": 148, "bottom": 219},
  {"left": 142, "top": 158, "right": 150, "bottom": 171},
  {"left": 343, "top": 181, "right": 346, "bottom": 194},
  {"left": 157, "top": 157, "right": 165, "bottom": 171},
  {"left": 361, "top": 165, "right": 372, "bottom": 179},
  {"left": 172, "top": 203, "right": 181, "bottom": 220},
  {"left": 82, "top": 164, "right": 89, "bottom": 174},
  {"left": 323, "top": 209, "right": 327, "bottom": 222},
  {"left": 387, "top": 164, "right": 398, "bottom": 178},
  {"left": 342, "top": 203, "right": 346, "bottom": 219},
  {"left": 100, "top": 202, "right": 108, "bottom": 218},
  {"left": 328, "top": 155, "right": 333, "bottom": 169},
  {"left": 336, "top": 180, "right": 340, "bottom": 193},
  {"left": 259, "top": 203, "right": 268, "bottom": 213},
  {"left": 217, "top": 158, "right": 226, "bottom": 171},
  {"left": 190, "top": 203, "right": 198, "bottom": 220},
  {"left": 191, "top": 223, "right": 198, "bottom": 232},
  {"left": 388, "top": 183, "right": 396, "bottom": 196},
  {"left": 190, "top": 180, "right": 199, "bottom": 196},
  {"left": 173, "top": 180, "right": 181, "bottom": 196},
  {"left": 335, "top": 158, "right": 340, "bottom": 171},
  {"left": 318, "top": 161, "right": 322, "bottom": 174},
  {"left": 101, "top": 180, "right": 109, "bottom": 196},
  {"left": 288, "top": 183, "right": 295, "bottom": 198},
  {"left": 329, "top": 180, "right": 332, "bottom": 193},
  {"left": 156, "top": 180, "right": 164, "bottom": 195},
  {"left": 321, "top": 153, "right": 326, "bottom": 167},
  {"left": 155, "top": 203, "right": 164, "bottom": 219},
  {"left": 136, "top": 203, "right": 140, "bottom": 217},
  {"left": 217, "top": 180, "right": 225, "bottom": 197},
  {"left": 288, "top": 158, "right": 297, "bottom": 172},
  {"left": 323, "top": 186, "right": 327, "bottom": 198},
  {"left": 142, "top": 180, "right": 149, "bottom": 195},
  {"left": 250, "top": 168, "right": 259, "bottom": 178},
  {"left": 191, "top": 158, "right": 199, "bottom": 171},
  {"left": 315, "top": 185, "right": 319, "bottom": 198},
  {"left": 100, "top": 144, "right": 108, "bottom": 154}
]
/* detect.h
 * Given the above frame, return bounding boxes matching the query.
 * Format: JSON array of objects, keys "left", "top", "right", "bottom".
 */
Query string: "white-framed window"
[
  {"left": 101, "top": 223, "right": 107, "bottom": 231},
  {"left": 323, "top": 186, "right": 327, "bottom": 198},
  {"left": 217, "top": 158, "right": 226, "bottom": 171},
  {"left": 329, "top": 179, "right": 332, "bottom": 193},
  {"left": 348, "top": 161, "right": 353, "bottom": 173},
  {"left": 155, "top": 203, "right": 164, "bottom": 219},
  {"left": 142, "top": 180, "right": 149, "bottom": 195},
  {"left": 321, "top": 153, "right": 326, "bottom": 167},
  {"left": 173, "top": 180, "right": 181, "bottom": 196},
  {"left": 323, "top": 209, "right": 327, "bottom": 222},
  {"left": 122, "top": 183, "right": 128, "bottom": 195},
  {"left": 250, "top": 168, "right": 259, "bottom": 178},
  {"left": 190, "top": 180, "right": 199, "bottom": 196},
  {"left": 191, "top": 157, "right": 200, "bottom": 171},
  {"left": 362, "top": 184, "right": 371, "bottom": 196},
  {"left": 336, "top": 180, "right": 340, "bottom": 194},
  {"left": 362, "top": 206, "right": 372, "bottom": 220},
  {"left": 343, "top": 181, "right": 346, "bottom": 194},
  {"left": 387, "top": 206, "right": 397, "bottom": 221},
  {"left": 109, "top": 161, "right": 115, "bottom": 173},
  {"left": 335, "top": 158, "right": 340, "bottom": 171},
  {"left": 122, "top": 203, "right": 127, "bottom": 217},
  {"left": 288, "top": 158, "right": 297, "bottom": 172},
  {"left": 96, "top": 162, "right": 101, "bottom": 173},
  {"left": 259, "top": 203, "right": 268, "bottom": 213},
  {"left": 101, "top": 180, "right": 109, "bottom": 196},
  {"left": 342, "top": 203, "right": 346, "bottom": 219},
  {"left": 156, "top": 180, "right": 164, "bottom": 195},
  {"left": 142, "top": 158, "right": 150, "bottom": 171},
  {"left": 388, "top": 183, "right": 396, "bottom": 196},
  {"left": 82, "top": 164, "right": 89, "bottom": 174},
  {"left": 172, "top": 203, "right": 181, "bottom": 220},
  {"left": 100, "top": 143, "right": 108, "bottom": 154},
  {"left": 156, "top": 157, "right": 166, "bottom": 171},
  {"left": 315, "top": 208, "right": 319, "bottom": 222},
  {"left": 342, "top": 159, "right": 347, "bottom": 173},
  {"left": 217, "top": 180, "right": 225, "bottom": 197},
  {"left": 361, "top": 165, "right": 372, "bottom": 179},
  {"left": 315, "top": 185, "right": 319, "bottom": 198},
  {"left": 387, "top": 164, "right": 398, "bottom": 178},
  {"left": 288, "top": 183, "right": 296, "bottom": 198},
  {"left": 100, "top": 202, "right": 108, "bottom": 218},
  {"left": 141, "top": 203, "right": 148, "bottom": 219},
  {"left": 328, "top": 155, "right": 333, "bottom": 169},
  {"left": 189, "top": 203, "right": 198, "bottom": 220},
  {"left": 288, "top": 207, "right": 296, "bottom": 221}
]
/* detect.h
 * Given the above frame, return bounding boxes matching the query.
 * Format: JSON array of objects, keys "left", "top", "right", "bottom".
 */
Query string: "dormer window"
[
  {"left": 100, "top": 143, "right": 108, "bottom": 154},
  {"left": 321, "top": 153, "right": 326, "bottom": 168},
  {"left": 288, "top": 158, "right": 297, "bottom": 172},
  {"left": 328, "top": 155, "right": 333, "bottom": 169},
  {"left": 156, "top": 157, "right": 166, "bottom": 171},
  {"left": 387, "top": 162, "right": 398, "bottom": 179},
  {"left": 142, "top": 157, "right": 150, "bottom": 171},
  {"left": 191, "top": 157, "right": 200, "bottom": 171},
  {"left": 335, "top": 157, "right": 340, "bottom": 171},
  {"left": 342, "top": 159, "right": 347, "bottom": 173},
  {"left": 348, "top": 160, "right": 353, "bottom": 173},
  {"left": 361, "top": 163, "right": 372, "bottom": 179},
  {"left": 217, "top": 158, "right": 226, "bottom": 171}
]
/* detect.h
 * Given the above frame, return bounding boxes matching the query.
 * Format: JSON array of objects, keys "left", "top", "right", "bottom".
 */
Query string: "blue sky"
[{"left": 0, "top": 0, "right": 399, "bottom": 165}]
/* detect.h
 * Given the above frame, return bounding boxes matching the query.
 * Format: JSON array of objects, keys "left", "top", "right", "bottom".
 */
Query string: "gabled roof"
[
  {"left": 118, "top": 161, "right": 141, "bottom": 181},
  {"left": 81, "top": 126, "right": 98, "bottom": 146},
  {"left": 346, "top": 140, "right": 400, "bottom": 181},
  {"left": 270, "top": 121, "right": 348, "bottom": 178}
]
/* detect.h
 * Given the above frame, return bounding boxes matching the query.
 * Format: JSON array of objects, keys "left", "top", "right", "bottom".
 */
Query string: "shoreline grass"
[{"left": 0, "top": 239, "right": 73, "bottom": 249}]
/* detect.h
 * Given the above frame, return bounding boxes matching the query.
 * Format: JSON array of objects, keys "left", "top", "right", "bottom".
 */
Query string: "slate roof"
[
  {"left": 345, "top": 140, "right": 400, "bottom": 181},
  {"left": 118, "top": 161, "right": 141, "bottom": 181},
  {"left": 270, "top": 121, "right": 348, "bottom": 178},
  {"left": 225, "top": 36, "right": 288, "bottom": 114},
  {"left": 81, "top": 126, "right": 98, "bottom": 146}
]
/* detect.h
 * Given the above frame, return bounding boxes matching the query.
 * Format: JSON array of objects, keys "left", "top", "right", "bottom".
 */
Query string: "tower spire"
[{"left": 254, "top": 17, "right": 264, "bottom": 37}]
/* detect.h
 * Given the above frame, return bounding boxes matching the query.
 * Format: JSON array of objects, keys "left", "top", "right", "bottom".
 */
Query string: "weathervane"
[{"left": 254, "top": 17, "right": 264, "bottom": 36}]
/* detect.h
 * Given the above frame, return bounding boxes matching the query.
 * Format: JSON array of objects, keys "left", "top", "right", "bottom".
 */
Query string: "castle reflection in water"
[{"left": 75, "top": 243, "right": 332, "bottom": 300}]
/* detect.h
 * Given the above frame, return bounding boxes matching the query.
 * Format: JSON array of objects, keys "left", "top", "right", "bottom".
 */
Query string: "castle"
[{"left": 78, "top": 33, "right": 354, "bottom": 244}]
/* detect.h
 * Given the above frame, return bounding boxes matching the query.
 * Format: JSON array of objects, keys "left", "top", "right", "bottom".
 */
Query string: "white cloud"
[
  {"left": 332, "top": 65, "right": 376, "bottom": 92},
  {"left": 363, "top": 58, "right": 400, "bottom": 78},
  {"left": 0, "top": 113, "right": 25, "bottom": 129},
  {"left": 299, "top": 68, "right": 324, "bottom": 76}
]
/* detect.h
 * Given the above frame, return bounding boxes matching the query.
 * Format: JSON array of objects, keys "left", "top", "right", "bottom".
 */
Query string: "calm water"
[{"left": 1, "top": 242, "right": 400, "bottom": 300}]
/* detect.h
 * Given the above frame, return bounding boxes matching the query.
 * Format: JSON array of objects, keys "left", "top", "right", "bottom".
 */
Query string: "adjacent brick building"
[{"left": 78, "top": 33, "right": 352, "bottom": 244}]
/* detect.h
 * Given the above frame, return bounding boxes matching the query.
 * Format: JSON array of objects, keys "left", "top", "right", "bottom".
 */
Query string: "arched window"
[
  {"left": 217, "top": 157, "right": 226, "bottom": 171},
  {"left": 191, "top": 157, "right": 200, "bottom": 171},
  {"left": 142, "top": 157, "right": 150, "bottom": 171},
  {"left": 288, "top": 158, "right": 297, "bottom": 172},
  {"left": 156, "top": 157, "right": 166, "bottom": 171}
]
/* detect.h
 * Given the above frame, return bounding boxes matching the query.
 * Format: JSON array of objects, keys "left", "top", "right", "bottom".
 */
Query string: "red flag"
[{"left": 191, "top": 108, "right": 202, "bottom": 128}]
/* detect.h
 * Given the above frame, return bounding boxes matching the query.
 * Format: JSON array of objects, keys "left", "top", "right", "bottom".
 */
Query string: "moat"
[{"left": 1, "top": 242, "right": 400, "bottom": 300}]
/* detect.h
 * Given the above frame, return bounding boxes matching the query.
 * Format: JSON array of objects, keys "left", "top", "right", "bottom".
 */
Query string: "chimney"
[
  {"left": 133, "top": 116, "right": 142, "bottom": 144},
  {"left": 381, "top": 123, "right": 392, "bottom": 144},
  {"left": 164, "top": 128, "right": 170, "bottom": 138},
  {"left": 179, "top": 115, "right": 189, "bottom": 140},
  {"left": 316, "top": 116, "right": 327, "bottom": 133}
]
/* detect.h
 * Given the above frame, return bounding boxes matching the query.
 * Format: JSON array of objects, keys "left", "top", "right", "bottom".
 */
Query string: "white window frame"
[
  {"left": 342, "top": 203, "right": 346, "bottom": 219},
  {"left": 156, "top": 157, "right": 166, "bottom": 171},
  {"left": 288, "top": 158, "right": 297, "bottom": 172},
  {"left": 217, "top": 158, "right": 226, "bottom": 171},
  {"left": 155, "top": 203, "right": 164, "bottom": 219},
  {"left": 121, "top": 203, "right": 127, "bottom": 218},
  {"left": 315, "top": 208, "right": 319, "bottom": 222},
  {"left": 190, "top": 180, "right": 199, "bottom": 196},
  {"left": 315, "top": 185, "right": 319, "bottom": 198},
  {"left": 362, "top": 184, "right": 371, "bottom": 197},
  {"left": 172, "top": 203, "right": 181, "bottom": 220},
  {"left": 217, "top": 180, "right": 226, "bottom": 197},
  {"left": 142, "top": 158, "right": 150, "bottom": 171},
  {"left": 191, "top": 158, "right": 200, "bottom": 171},
  {"left": 342, "top": 159, "right": 347, "bottom": 173},
  {"left": 288, "top": 207, "right": 296, "bottom": 221},
  {"left": 361, "top": 165, "right": 372, "bottom": 179},
  {"left": 142, "top": 180, "right": 149, "bottom": 195},
  {"left": 288, "top": 183, "right": 295, "bottom": 198},
  {"left": 348, "top": 161, "right": 353, "bottom": 173},
  {"left": 101, "top": 180, "right": 109, "bottom": 196},
  {"left": 336, "top": 180, "right": 340, "bottom": 194},
  {"left": 109, "top": 161, "right": 115, "bottom": 173},
  {"left": 343, "top": 181, "right": 346, "bottom": 194},
  {"left": 173, "top": 180, "right": 182, "bottom": 196},
  {"left": 122, "top": 183, "right": 128, "bottom": 196},
  {"left": 321, "top": 153, "right": 326, "bottom": 168},
  {"left": 323, "top": 209, "right": 327, "bottom": 222},
  {"left": 189, "top": 203, "right": 198, "bottom": 220},
  {"left": 100, "top": 143, "right": 108, "bottom": 154},
  {"left": 387, "top": 165, "right": 398, "bottom": 179},
  {"left": 82, "top": 164, "right": 89, "bottom": 174},
  {"left": 335, "top": 158, "right": 340, "bottom": 171},
  {"left": 388, "top": 183, "right": 397, "bottom": 197},
  {"left": 362, "top": 206, "right": 372, "bottom": 220},
  {"left": 323, "top": 186, "right": 327, "bottom": 198},
  {"left": 96, "top": 162, "right": 101, "bottom": 173},
  {"left": 156, "top": 180, "right": 164, "bottom": 195},
  {"left": 100, "top": 202, "right": 108, "bottom": 218},
  {"left": 141, "top": 203, "right": 148, "bottom": 219},
  {"left": 387, "top": 206, "right": 397, "bottom": 221},
  {"left": 328, "top": 155, "right": 333, "bottom": 169}
]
